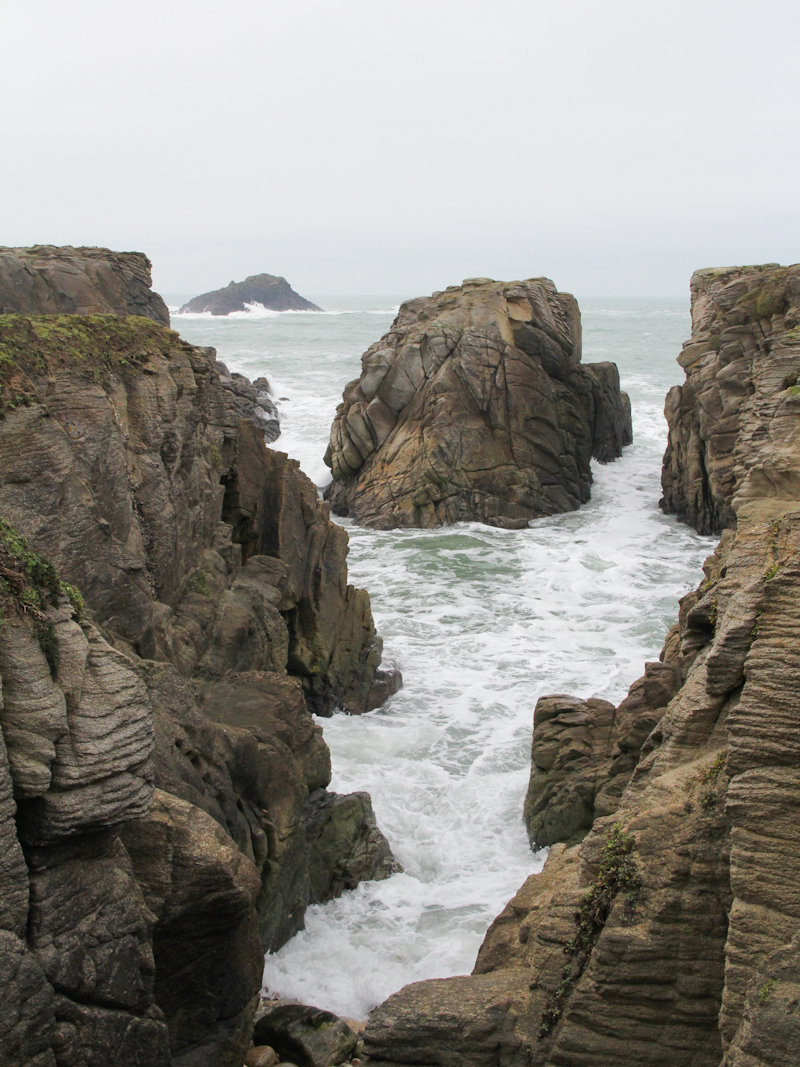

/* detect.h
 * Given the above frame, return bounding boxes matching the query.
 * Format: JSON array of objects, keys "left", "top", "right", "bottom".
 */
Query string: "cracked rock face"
[
  {"left": 661, "top": 263, "right": 800, "bottom": 535},
  {"left": 0, "top": 245, "right": 170, "bottom": 326},
  {"left": 324, "top": 278, "right": 632, "bottom": 529},
  {"left": 0, "top": 266, "right": 399, "bottom": 1067},
  {"left": 361, "top": 265, "right": 800, "bottom": 1067}
]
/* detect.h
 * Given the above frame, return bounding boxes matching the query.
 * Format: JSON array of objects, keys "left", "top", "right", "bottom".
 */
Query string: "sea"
[{"left": 167, "top": 293, "right": 716, "bottom": 1020}]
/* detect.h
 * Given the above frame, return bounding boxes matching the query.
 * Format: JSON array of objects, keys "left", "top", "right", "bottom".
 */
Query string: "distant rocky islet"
[
  {"left": 2, "top": 245, "right": 800, "bottom": 1067},
  {"left": 179, "top": 273, "right": 322, "bottom": 315}
]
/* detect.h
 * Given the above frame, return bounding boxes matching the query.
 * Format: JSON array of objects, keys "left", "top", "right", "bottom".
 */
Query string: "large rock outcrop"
[
  {"left": 324, "top": 278, "right": 632, "bottom": 529},
  {"left": 0, "top": 278, "right": 399, "bottom": 1065},
  {"left": 0, "top": 246, "right": 170, "bottom": 326},
  {"left": 661, "top": 263, "right": 800, "bottom": 534},
  {"left": 361, "top": 265, "right": 800, "bottom": 1067},
  {"left": 179, "top": 274, "right": 321, "bottom": 315}
]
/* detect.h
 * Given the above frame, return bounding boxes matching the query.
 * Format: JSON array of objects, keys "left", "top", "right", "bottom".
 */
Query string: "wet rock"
[
  {"left": 180, "top": 274, "right": 321, "bottom": 315},
  {"left": 304, "top": 789, "right": 400, "bottom": 903},
  {"left": 0, "top": 244, "right": 170, "bottom": 325},
  {"left": 253, "top": 1004, "right": 358, "bottom": 1067},
  {"left": 325, "top": 278, "right": 631, "bottom": 529},
  {"left": 217, "top": 362, "right": 281, "bottom": 444}
]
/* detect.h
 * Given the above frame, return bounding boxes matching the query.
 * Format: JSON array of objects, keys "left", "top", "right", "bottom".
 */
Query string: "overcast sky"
[{"left": 2, "top": 1, "right": 798, "bottom": 298}]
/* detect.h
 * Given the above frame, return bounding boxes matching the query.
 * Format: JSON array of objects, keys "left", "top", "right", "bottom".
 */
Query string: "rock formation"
[
  {"left": 661, "top": 264, "right": 800, "bottom": 534},
  {"left": 179, "top": 275, "right": 322, "bottom": 315},
  {"left": 324, "top": 278, "right": 632, "bottom": 529},
  {"left": 217, "top": 362, "right": 282, "bottom": 444},
  {"left": 0, "top": 245, "right": 170, "bottom": 326},
  {"left": 361, "top": 263, "right": 800, "bottom": 1066},
  {"left": 0, "top": 258, "right": 399, "bottom": 1067}
]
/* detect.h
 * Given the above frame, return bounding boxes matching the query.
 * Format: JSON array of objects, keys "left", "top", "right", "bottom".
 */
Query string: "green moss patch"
[
  {"left": 0, "top": 314, "right": 185, "bottom": 417},
  {"left": 0, "top": 518, "right": 84, "bottom": 674}
]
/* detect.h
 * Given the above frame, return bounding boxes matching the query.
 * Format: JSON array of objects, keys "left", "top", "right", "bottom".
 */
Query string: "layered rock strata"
[
  {"left": 0, "top": 245, "right": 170, "bottom": 326},
  {"left": 324, "top": 278, "right": 632, "bottom": 529},
  {"left": 362, "top": 263, "right": 800, "bottom": 1067},
  {"left": 0, "top": 304, "right": 399, "bottom": 1066},
  {"left": 179, "top": 274, "right": 321, "bottom": 315},
  {"left": 661, "top": 263, "right": 800, "bottom": 534}
]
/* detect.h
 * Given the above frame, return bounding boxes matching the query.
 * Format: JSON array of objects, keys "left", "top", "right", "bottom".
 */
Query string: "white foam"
[{"left": 174, "top": 298, "right": 714, "bottom": 1019}]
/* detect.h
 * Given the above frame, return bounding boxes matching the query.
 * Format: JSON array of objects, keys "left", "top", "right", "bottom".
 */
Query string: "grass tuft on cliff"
[
  {"left": 0, "top": 314, "right": 185, "bottom": 417},
  {"left": 0, "top": 518, "right": 85, "bottom": 673},
  {"left": 539, "top": 823, "right": 641, "bottom": 1040}
]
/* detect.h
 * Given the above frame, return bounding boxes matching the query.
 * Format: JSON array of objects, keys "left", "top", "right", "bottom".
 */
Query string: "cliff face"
[
  {"left": 0, "top": 308, "right": 398, "bottom": 1067},
  {"left": 324, "top": 279, "right": 632, "bottom": 530},
  {"left": 179, "top": 275, "right": 321, "bottom": 315},
  {"left": 0, "top": 246, "right": 170, "bottom": 327},
  {"left": 363, "top": 264, "right": 800, "bottom": 1067},
  {"left": 661, "top": 264, "right": 800, "bottom": 534}
]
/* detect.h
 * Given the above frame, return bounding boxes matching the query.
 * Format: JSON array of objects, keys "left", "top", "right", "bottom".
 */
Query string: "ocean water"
[{"left": 170, "top": 294, "right": 715, "bottom": 1020}]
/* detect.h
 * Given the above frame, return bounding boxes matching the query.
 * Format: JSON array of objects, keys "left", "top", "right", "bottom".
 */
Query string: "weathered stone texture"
[
  {"left": 661, "top": 263, "right": 800, "bottom": 534},
  {"left": 0, "top": 245, "right": 170, "bottom": 326},
  {"left": 325, "top": 278, "right": 631, "bottom": 530},
  {"left": 363, "top": 265, "right": 800, "bottom": 1067},
  {"left": 0, "top": 273, "right": 398, "bottom": 1066}
]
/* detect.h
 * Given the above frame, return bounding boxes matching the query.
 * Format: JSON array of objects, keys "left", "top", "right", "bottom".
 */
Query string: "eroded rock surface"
[
  {"left": 325, "top": 278, "right": 631, "bottom": 529},
  {"left": 661, "top": 263, "right": 800, "bottom": 534},
  {"left": 362, "top": 266, "right": 800, "bottom": 1067},
  {"left": 0, "top": 245, "right": 170, "bottom": 326},
  {"left": 0, "top": 269, "right": 398, "bottom": 1066},
  {"left": 179, "top": 274, "right": 321, "bottom": 315}
]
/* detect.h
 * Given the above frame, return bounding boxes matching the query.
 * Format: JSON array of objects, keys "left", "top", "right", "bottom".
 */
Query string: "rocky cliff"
[
  {"left": 0, "top": 302, "right": 399, "bottom": 1067},
  {"left": 661, "top": 264, "right": 800, "bottom": 534},
  {"left": 361, "top": 263, "right": 800, "bottom": 1066},
  {"left": 179, "top": 275, "right": 321, "bottom": 315},
  {"left": 324, "top": 278, "right": 632, "bottom": 530},
  {"left": 0, "top": 246, "right": 170, "bottom": 327}
]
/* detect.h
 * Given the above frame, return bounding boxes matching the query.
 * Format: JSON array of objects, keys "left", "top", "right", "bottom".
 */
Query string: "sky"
[{"left": 2, "top": 0, "right": 799, "bottom": 298}]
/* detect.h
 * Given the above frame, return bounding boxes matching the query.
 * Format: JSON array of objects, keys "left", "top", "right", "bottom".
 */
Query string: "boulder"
[
  {"left": 179, "top": 274, "right": 321, "bottom": 315},
  {"left": 0, "top": 245, "right": 169, "bottom": 325},
  {"left": 324, "top": 278, "right": 632, "bottom": 529},
  {"left": 253, "top": 1004, "right": 358, "bottom": 1067}
]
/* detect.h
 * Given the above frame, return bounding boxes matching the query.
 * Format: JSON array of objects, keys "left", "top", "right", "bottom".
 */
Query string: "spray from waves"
[{"left": 171, "top": 296, "right": 711, "bottom": 1019}]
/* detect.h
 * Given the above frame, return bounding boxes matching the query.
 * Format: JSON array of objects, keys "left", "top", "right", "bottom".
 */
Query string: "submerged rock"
[
  {"left": 324, "top": 278, "right": 632, "bottom": 529},
  {"left": 179, "top": 273, "right": 321, "bottom": 315},
  {"left": 0, "top": 244, "right": 170, "bottom": 326}
]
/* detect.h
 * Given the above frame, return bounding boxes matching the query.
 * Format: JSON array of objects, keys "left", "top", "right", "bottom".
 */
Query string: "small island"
[{"left": 179, "top": 272, "right": 322, "bottom": 314}]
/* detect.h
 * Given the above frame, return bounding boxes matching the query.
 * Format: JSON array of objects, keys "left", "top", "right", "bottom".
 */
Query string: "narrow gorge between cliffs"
[{"left": 171, "top": 295, "right": 716, "bottom": 1019}]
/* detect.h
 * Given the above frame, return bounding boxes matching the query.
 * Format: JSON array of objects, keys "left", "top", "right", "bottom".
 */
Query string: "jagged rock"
[
  {"left": 661, "top": 263, "right": 800, "bottom": 534},
  {"left": 324, "top": 278, "right": 631, "bottom": 529},
  {"left": 361, "top": 267, "right": 800, "bottom": 1066},
  {"left": 120, "top": 790, "right": 262, "bottom": 1067},
  {"left": 523, "top": 656, "right": 683, "bottom": 849},
  {"left": 252, "top": 1004, "right": 358, "bottom": 1067},
  {"left": 0, "top": 245, "right": 169, "bottom": 326},
  {"left": 304, "top": 789, "right": 400, "bottom": 903},
  {"left": 179, "top": 274, "right": 321, "bottom": 315},
  {"left": 0, "top": 279, "right": 398, "bottom": 1066},
  {"left": 217, "top": 362, "right": 281, "bottom": 444}
]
